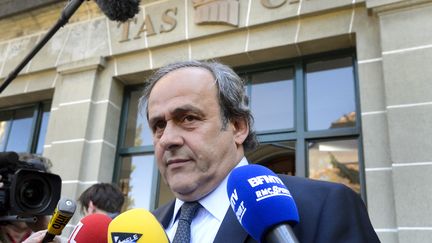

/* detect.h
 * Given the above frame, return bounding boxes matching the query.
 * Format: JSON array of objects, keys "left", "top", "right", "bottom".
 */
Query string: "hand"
[{"left": 22, "top": 230, "right": 62, "bottom": 243}]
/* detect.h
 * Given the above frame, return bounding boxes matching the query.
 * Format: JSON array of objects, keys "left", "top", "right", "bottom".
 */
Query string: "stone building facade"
[{"left": 1, "top": 0, "right": 431, "bottom": 242}]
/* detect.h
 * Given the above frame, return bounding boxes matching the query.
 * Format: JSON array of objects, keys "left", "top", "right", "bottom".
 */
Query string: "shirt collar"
[{"left": 169, "top": 157, "right": 249, "bottom": 226}]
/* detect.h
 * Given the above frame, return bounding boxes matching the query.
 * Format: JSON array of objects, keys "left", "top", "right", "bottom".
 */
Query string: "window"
[
  {"left": 0, "top": 102, "right": 51, "bottom": 154},
  {"left": 115, "top": 50, "right": 365, "bottom": 209}
]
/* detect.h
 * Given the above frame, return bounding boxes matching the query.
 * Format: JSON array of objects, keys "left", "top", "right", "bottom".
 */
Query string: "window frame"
[
  {"left": 114, "top": 48, "right": 367, "bottom": 205},
  {"left": 0, "top": 100, "right": 51, "bottom": 153}
]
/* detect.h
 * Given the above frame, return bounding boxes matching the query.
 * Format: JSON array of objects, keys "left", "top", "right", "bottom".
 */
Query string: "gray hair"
[{"left": 139, "top": 60, "right": 258, "bottom": 151}]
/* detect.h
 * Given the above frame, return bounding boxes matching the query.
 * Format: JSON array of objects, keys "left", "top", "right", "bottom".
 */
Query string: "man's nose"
[{"left": 159, "top": 122, "right": 183, "bottom": 150}]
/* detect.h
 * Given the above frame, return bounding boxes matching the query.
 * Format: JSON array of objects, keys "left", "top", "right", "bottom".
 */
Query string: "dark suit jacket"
[{"left": 152, "top": 175, "right": 380, "bottom": 243}]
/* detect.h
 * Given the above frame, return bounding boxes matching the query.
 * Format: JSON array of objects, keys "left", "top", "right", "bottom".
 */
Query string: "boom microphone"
[
  {"left": 0, "top": 0, "right": 140, "bottom": 94},
  {"left": 68, "top": 213, "right": 112, "bottom": 243},
  {"left": 42, "top": 198, "right": 77, "bottom": 243},
  {"left": 94, "top": 0, "right": 141, "bottom": 22},
  {"left": 227, "top": 164, "right": 299, "bottom": 243},
  {"left": 108, "top": 208, "right": 168, "bottom": 243}
]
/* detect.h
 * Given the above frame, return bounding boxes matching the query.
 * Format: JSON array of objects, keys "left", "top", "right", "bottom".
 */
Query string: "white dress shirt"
[{"left": 165, "top": 158, "right": 248, "bottom": 243}]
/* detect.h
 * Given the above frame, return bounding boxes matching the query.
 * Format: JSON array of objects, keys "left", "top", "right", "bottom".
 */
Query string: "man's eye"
[
  {"left": 153, "top": 121, "right": 166, "bottom": 132},
  {"left": 183, "top": 115, "right": 196, "bottom": 123}
]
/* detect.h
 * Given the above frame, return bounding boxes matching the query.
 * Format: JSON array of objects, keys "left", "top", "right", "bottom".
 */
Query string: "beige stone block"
[
  {"left": 86, "top": 102, "right": 121, "bottom": 145},
  {"left": 191, "top": 30, "right": 248, "bottom": 60},
  {"left": 380, "top": 3, "right": 432, "bottom": 52},
  {"left": 365, "top": 170, "right": 397, "bottom": 228},
  {"left": 392, "top": 165, "right": 432, "bottom": 227},
  {"left": 0, "top": 42, "right": 9, "bottom": 77},
  {"left": 151, "top": 42, "right": 190, "bottom": 69},
  {"left": 297, "top": 8, "right": 353, "bottom": 43},
  {"left": 188, "top": 0, "right": 248, "bottom": 39},
  {"left": 361, "top": 113, "right": 392, "bottom": 168},
  {"left": 300, "top": 0, "right": 358, "bottom": 15},
  {"left": 248, "top": 0, "right": 298, "bottom": 26},
  {"left": 357, "top": 61, "right": 386, "bottom": 112},
  {"left": 297, "top": 34, "right": 353, "bottom": 56},
  {"left": 0, "top": 73, "right": 29, "bottom": 97},
  {"left": 382, "top": 48, "right": 432, "bottom": 106},
  {"left": 115, "top": 50, "right": 152, "bottom": 77},
  {"left": 28, "top": 28, "right": 69, "bottom": 73},
  {"left": 57, "top": 19, "right": 109, "bottom": 66},
  {"left": 25, "top": 70, "right": 57, "bottom": 93},
  {"left": 91, "top": 61, "right": 122, "bottom": 104},
  {"left": 50, "top": 102, "right": 92, "bottom": 140},
  {"left": 352, "top": 7, "right": 382, "bottom": 61},
  {"left": 398, "top": 230, "right": 432, "bottom": 243},
  {"left": 387, "top": 105, "right": 432, "bottom": 164},
  {"left": 246, "top": 45, "right": 300, "bottom": 64},
  {"left": 57, "top": 71, "right": 96, "bottom": 103},
  {"left": 0, "top": 88, "right": 53, "bottom": 109},
  {"left": 247, "top": 19, "right": 297, "bottom": 52},
  {"left": 81, "top": 142, "right": 116, "bottom": 182},
  {"left": 47, "top": 141, "right": 86, "bottom": 180},
  {"left": 1, "top": 35, "right": 39, "bottom": 77},
  {"left": 375, "top": 232, "right": 398, "bottom": 243}
]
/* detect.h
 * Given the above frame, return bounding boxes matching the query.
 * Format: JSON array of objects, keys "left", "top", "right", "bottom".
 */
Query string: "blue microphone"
[{"left": 227, "top": 164, "right": 299, "bottom": 243}]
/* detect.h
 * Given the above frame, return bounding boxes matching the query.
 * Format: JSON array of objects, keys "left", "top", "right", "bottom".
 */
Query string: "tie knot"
[{"left": 178, "top": 201, "right": 201, "bottom": 223}]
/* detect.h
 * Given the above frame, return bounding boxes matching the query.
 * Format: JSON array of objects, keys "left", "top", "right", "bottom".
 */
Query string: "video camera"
[{"left": 0, "top": 152, "right": 61, "bottom": 222}]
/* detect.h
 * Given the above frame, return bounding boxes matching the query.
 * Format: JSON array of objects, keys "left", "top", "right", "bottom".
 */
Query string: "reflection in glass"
[
  {"left": 308, "top": 139, "right": 360, "bottom": 193},
  {"left": 306, "top": 57, "right": 356, "bottom": 131},
  {"left": 119, "top": 155, "right": 158, "bottom": 210},
  {"left": 246, "top": 141, "right": 296, "bottom": 175},
  {"left": 250, "top": 68, "right": 294, "bottom": 132},
  {"left": 6, "top": 108, "right": 33, "bottom": 152},
  {"left": 124, "top": 90, "right": 153, "bottom": 147}
]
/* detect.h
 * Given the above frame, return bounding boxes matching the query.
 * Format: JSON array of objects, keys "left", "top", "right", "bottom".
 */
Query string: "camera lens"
[{"left": 19, "top": 178, "right": 50, "bottom": 209}]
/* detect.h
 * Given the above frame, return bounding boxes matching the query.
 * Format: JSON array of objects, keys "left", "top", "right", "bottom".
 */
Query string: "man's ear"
[
  {"left": 88, "top": 201, "right": 96, "bottom": 214},
  {"left": 232, "top": 118, "right": 249, "bottom": 145}
]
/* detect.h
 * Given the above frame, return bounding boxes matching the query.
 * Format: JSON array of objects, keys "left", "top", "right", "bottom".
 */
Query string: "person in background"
[
  {"left": 142, "top": 60, "right": 380, "bottom": 243},
  {"left": 78, "top": 182, "right": 125, "bottom": 219}
]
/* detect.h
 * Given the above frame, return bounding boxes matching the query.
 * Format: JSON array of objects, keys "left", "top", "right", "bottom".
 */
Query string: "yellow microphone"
[
  {"left": 42, "top": 198, "right": 76, "bottom": 243},
  {"left": 108, "top": 208, "right": 168, "bottom": 243}
]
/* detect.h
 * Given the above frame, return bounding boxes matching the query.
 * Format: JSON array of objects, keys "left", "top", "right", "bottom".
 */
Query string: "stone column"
[
  {"left": 367, "top": 1, "right": 432, "bottom": 242},
  {"left": 43, "top": 56, "right": 123, "bottom": 203}
]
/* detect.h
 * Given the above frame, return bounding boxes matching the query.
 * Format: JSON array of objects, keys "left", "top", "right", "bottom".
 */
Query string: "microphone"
[
  {"left": 68, "top": 213, "right": 112, "bottom": 243},
  {"left": 42, "top": 198, "right": 77, "bottom": 243},
  {"left": 108, "top": 208, "right": 169, "bottom": 243},
  {"left": 226, "top": 164, "right": 300, "bottom": 243},
  {"left": 94, "top": 0, "right": 141, "bottom": 22}
]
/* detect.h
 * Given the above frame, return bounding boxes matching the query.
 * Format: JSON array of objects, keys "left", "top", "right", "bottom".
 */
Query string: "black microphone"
[
  {"left": 0, "top": 0, "right": 140, "bottom": 94},
  {"left": 94, "top": 0, "right": 141, "bottom": 22},
  {"left": 42, "top": 198, "right": 77, "bottom": 243},
  {"left": 227, "top": 164, "right": 300, "bottom": 243}
]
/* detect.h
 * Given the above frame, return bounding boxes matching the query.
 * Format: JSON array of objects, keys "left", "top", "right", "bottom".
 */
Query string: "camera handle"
[{"left": 0, "top": 215, "right": 37, "bottom": 223}]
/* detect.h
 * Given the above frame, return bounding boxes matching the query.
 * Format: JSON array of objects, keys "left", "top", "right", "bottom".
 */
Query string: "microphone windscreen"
[
  {"left": 94, "top": 0, "right": 140, "bottom": 22},
  {"left": 108, "top": 208, "right": 168, "bottom": 243},
  {"left": 227, "top": 164, "right": 299, "bottom": 241},
  {"left": 68, "top": 213, "right": 112, "bottom": 243}
]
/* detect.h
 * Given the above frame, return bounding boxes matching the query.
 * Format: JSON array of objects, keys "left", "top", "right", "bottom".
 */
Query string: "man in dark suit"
[{"left": 142, "top": 60, "right": 380, "bottom": 243}]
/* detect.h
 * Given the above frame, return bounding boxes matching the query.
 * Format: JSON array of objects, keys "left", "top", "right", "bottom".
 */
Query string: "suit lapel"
[
  {"left": 153, "top": 200, "right": 175, "bottom": 229},
  {"left": 213, "top": 208, "right": 252, "bottom": 243}
]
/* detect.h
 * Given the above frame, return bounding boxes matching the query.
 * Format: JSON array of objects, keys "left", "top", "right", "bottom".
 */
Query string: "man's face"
[{"left": 147, "top": 67, "right": 247, "bottom": 201}]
